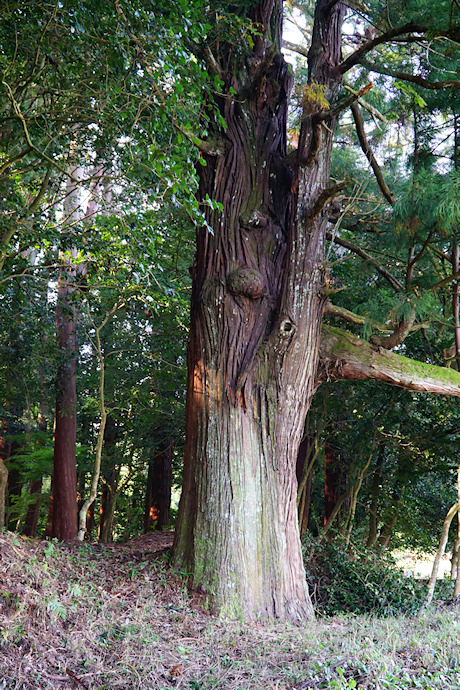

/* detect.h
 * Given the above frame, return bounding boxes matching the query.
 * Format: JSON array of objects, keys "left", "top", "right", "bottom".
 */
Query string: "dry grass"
[{"left": 1, "top": 531, "right": 459, "bottom": 690}]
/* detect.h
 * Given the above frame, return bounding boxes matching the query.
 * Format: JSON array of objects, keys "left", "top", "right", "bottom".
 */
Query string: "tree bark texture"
[
  {"left": 144, "top": 437, "right": 173, "bottom": 532},
  {"left": 173, "top": 0, "right": 345, "bottom": 621},
  {"left": 52, "top": 275, "right": 78, "bottom": 540},
  {"left": 51, "top": 167, "right": 83, "bottom": 541}
]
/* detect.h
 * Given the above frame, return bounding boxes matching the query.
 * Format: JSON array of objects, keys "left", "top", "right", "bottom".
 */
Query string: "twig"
[{"left": 66, "top": 669, "right": 89, "bottom": 690}]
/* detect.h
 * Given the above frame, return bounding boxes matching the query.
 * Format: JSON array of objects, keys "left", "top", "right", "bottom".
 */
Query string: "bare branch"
[
  {"left": 326, "top": 232, "right": 404, "bottom": 291},
  {"left": 361, "top": 60, "right": 460, "bottom": 90},
  {"left": 350, "top": 101, "right": 394, "bottom": 205},
  {"left": 0, "top": 146, "right": 33, "bottom": 177},
  {"left": 282, "top": 40, "right": 309, "bottom": 58},
  {"left": 344, "top": 84, "right": 387, "bottom": 122},
  {"left": 369, "top": 306, "right": 416, "bottom": 349}
]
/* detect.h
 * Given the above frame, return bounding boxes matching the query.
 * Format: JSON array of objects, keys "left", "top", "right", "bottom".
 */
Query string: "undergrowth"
[
  {"left": 0, "top": 531, "right": 459, "bottom": 689},
  {"left": 304, "top": 535, "right": 455, "bottom": 617}
]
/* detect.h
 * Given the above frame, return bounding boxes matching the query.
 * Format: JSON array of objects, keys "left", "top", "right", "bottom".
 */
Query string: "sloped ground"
[{"left": 0, "top": 531, "right": 459, "bottom": 689}]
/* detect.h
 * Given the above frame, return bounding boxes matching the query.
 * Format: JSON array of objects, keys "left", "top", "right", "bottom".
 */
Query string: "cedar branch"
[{"left": 319, "top": 325, "right": 460, "bottom": 397}]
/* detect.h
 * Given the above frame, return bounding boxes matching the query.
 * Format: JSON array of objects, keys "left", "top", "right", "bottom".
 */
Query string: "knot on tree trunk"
[{"left": 227, "top": 267, "right": 264, "bottom": 299}]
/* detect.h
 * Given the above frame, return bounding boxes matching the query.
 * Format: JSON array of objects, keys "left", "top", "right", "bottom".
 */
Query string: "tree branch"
[
  {"left": 318, "top": 81, "right": 373, "bottom": 121},
  {"left": 350, "top": 101, "right": 394, "bottom": 205},
  {"left": 335, "top": 22, "right": 427, "bottom": 75},
  {"left": 326, "top": 232, "right": 404, "bottom": 291},
  {"left": 344, "top": 84, "right": 387, "bottom": 122},
  {"left": 306, "top": 181, "right": 347, "bottom": 220},
  {"left": 369, "top": 306, "right": 416, "bottom": 349},
  {"left": 318, "top": 325, "right": 460, "bottom": 397},
  {"left": 0, "top": 146, "right": 33, "bottom": 178},
  {"left": 282, "top": 40, "right": 309, "bottom": 58},
  {"left": 360, "top": 60, "right": 460, "bottom": 90}
]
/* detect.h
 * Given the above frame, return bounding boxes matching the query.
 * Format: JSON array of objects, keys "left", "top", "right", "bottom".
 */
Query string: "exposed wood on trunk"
[{"left": 319, "top": 325, "right": 460, "bottom": 397}]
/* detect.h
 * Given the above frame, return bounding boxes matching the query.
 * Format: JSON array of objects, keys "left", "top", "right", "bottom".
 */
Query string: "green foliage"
[{"left": 304, "top": 535, "right": 454, "bottom": 617}]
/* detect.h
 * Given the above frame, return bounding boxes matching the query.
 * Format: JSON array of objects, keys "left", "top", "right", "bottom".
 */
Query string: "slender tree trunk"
[
  {"left": 425, "top": 502, "right": 459, "bottom": 607},
  {"left": 454, "top": 462, "right": 460, "bottom": 597},
  {"left": 378, "top": 511, "right": 398, "bottom": 548},
  {"left": 296, "top": 435, "right": 315, "bottom": 535},
  {"left": 52, "top": 167, "right": 84, "bottom": 540},
  {"left": 52, "top": 275, "right": 78, "bottom": 540},
  {"left": 366, "top": 447, "right": 384, "bottom": 547},
  {"left": 324, "top": 440, "right": 341, "bottom": 527},
  {"left": 23, "top": 406, "right": 47, "bottom": 537},
  {"left": 99, "top": 489, "right": 117, "bottom": 544},
  {"left": 23, "top": 479, "right": 42, "bottom": 537},
  {"left": 0, "top": 459, "right": 7, "bottom": 530},
  {"left": 99, "top": 467, "right": 121, "bottom": 544},
  {"left": 173, "top": 0, "right": 345, "bottom": 621},
  {"left": 144, "top": 437, "right": 173, "bottom": 532}
]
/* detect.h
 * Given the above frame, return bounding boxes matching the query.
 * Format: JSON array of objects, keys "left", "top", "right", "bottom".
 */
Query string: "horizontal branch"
[
  {"left": 361, "top": 61, "right": 460, "bottom": 90},
  {"left": 318, "top": 325, "right": 460, "bottom": 398},
  {"left": 335, "top": 22, "right": 426, "bottom": 75},
  {"left": 282, "top": 40, "right": 309, "bottom": 58}
]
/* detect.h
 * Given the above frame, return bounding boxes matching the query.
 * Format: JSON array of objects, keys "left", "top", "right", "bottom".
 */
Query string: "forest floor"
[{"left": 0, "top": 531, "right": 459, "bottom": 690}]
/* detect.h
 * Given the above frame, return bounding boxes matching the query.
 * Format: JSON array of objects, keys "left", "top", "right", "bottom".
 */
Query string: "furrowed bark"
[{"left": 173, "top": 0, "right": 345, "bottom": 621}]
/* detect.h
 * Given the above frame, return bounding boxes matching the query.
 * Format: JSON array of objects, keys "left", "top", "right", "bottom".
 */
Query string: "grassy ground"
[{"left": 0, "top": 531, "right": 459, "bottom": 690}]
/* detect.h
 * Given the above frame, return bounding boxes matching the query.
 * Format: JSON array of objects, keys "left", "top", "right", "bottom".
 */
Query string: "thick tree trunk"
[
  {"left": 173, "top": 0, "right": 345, "bottom": 621},
  {"left": 144, "top": 437, "right": 173, "bottom": 532}
]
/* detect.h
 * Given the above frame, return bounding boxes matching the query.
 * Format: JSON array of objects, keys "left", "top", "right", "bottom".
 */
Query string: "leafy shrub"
[{"left": 303, "top": 534, "right": 454, "bottom": 616}]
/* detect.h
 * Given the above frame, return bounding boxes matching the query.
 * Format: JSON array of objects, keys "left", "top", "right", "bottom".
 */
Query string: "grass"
[{"left": 0, "top": 531, "right": 459, "bottom": 689}]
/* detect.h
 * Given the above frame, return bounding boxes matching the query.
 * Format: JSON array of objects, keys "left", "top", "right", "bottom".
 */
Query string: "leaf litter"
[{"left": 0, "top": 532, "right": 459, "bottom": 689}]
